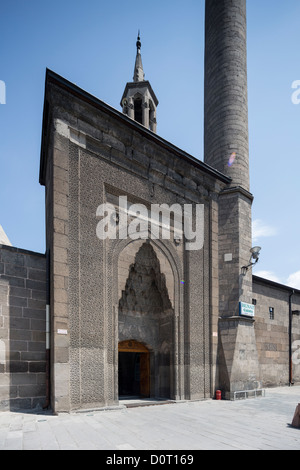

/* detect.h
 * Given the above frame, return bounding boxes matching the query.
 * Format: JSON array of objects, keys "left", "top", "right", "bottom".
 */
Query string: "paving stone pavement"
[{"left": 0, "top": 386, "right": 299, "bottom": 451}]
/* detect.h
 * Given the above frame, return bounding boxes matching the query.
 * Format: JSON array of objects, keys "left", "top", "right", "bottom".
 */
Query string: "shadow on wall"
[{"left": 0, "top": 246, "right": 47, "bottom": 411}]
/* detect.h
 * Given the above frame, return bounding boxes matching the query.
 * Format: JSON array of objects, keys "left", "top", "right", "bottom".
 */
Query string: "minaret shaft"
[
  {"left": 204, "top": 0, "right": 261, "bottom": 396},
  {"left": 204, "top": 0, "right": 249, "bottom": 192}
]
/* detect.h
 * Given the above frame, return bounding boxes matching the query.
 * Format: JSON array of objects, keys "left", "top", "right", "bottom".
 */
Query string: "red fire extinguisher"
[{"left": 216, "top": 390, "right": 222, "bottom": 400}]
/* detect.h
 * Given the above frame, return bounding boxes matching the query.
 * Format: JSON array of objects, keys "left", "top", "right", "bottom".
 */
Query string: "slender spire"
[{"left": 133, "top": 31, "right": 145, "bottom": 82}]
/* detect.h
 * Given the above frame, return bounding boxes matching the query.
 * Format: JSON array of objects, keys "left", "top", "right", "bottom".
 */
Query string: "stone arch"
[
  {"left": 133, "top": 91, "right": 144, "bottom": 100},
  {"left": 117, "top": 240, "right": 177, "bottom": 399},
  {"left": 109, "top": 235, "right": 184, "bottom": 401}
]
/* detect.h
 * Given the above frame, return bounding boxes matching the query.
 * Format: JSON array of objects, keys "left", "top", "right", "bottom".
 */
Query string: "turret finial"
[
  {"left": 136, "top": 30, "right": 141, "bottom": 52},
  {"left": 133, "top": 30, "right": 144, "bottom": 82}
]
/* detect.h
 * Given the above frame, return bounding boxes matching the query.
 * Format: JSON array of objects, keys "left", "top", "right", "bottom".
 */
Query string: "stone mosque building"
[{"left": 0, "top": 0, "right": 299, "bottom": 413}]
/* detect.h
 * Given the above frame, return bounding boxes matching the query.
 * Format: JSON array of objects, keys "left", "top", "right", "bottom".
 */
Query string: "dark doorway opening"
[
  {"left": 118, "top": 341, "right": 150, "bottom": 398},
  {"left": 118, "top": 352, "right": 140, "bottom": 397}
]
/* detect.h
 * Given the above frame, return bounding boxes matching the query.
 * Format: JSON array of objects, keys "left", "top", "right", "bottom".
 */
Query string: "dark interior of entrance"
[
  {"left": 118, "top": 350, "right": 150, "bottom": 398},
  {"left": 118, "top": 352, "right": 140, "bottom": 396}
]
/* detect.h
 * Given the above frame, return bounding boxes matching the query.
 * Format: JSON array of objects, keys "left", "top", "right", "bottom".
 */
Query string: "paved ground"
[{"left": 0, "top": 386, "right": 299, "bottom": 451}]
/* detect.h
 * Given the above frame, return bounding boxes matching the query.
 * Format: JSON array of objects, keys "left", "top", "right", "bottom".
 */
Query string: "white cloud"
[
  {"left": 286, "top": 271, "right": 300, "bottom": 290},
  {"left": 0, "top": 225, "right": 12, "bottom": 246},
  {"left": 254, "top": 269, "right": 300, "bottom": 290},
  {"left": 254, "top": 270, "right": 282, "bottom": 284},
  {"left": 252, "top": 219, "right": 277, "bottom": 242}
]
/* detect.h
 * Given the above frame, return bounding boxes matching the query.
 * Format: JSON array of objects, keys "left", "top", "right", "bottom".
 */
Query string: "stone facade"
[
  {"left": 0, "top": 245, "right": 47, "bottom": 410},
  {"left": 0, "top": 0, "right": 299, "bottom": 413},
  {"left": 253, "top": 276, "right": 300, "bottom": 387},
  {"left": 39, "top": 69, "right": 229, "bottom": 412}
]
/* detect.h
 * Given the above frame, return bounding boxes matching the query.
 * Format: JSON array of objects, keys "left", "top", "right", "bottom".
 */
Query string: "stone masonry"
[
  {"left": 39, "top": 69, "right": 230, "bottom": 413},
  {"left": 204, "top": 0, "right": 249, "bottom": 191},
  {"left": 0, "top": 245, "right": 47, "bottom": 410},
  {"left": 0, "top": 0, "right": 298, "bottom": 413},
  {"left": 204, "top": 0, "right": 260, "bottom": 398},
  {"left": 253, "top": 276, "right": 300, "bottom": 387}
]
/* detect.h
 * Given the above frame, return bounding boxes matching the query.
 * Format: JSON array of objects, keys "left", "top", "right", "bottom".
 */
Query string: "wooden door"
[{"left": 140, "top": 352, "right": 150, "bottom": 397}]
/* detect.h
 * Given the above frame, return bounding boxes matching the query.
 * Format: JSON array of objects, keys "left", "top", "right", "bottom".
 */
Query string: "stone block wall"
[
  {"left": 253, "top": 276, "right": 300, "bottom": 387},
  {"left": 0, "top": 245, "right": 47, "bottom": 410}
]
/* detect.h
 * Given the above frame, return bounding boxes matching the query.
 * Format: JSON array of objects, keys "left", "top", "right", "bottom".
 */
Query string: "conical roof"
[{"left": 133, "top": 32, "right": 145, "bottom": 82}]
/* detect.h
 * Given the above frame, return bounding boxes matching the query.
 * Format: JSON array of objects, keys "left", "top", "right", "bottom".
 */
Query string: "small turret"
[{"left": 121, "top": 33, "right": 158, "bottom": 133}]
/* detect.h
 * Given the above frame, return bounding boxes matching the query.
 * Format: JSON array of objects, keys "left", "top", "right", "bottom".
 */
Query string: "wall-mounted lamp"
[{"left": 241, "top": 246, "right": 261, "bottom": 275}]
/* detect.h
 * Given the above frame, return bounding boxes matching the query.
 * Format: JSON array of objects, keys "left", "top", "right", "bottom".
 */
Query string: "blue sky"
[{"left": 1, "top": 0, "right": 300, "bottom": 288}]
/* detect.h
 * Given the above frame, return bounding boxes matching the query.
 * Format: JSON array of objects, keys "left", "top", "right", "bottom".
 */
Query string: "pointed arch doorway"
[
  {"left": 118, "top": 340, "right": 150, "bottom": 398},
  {"left": 117, "top": 241, "right": 175, "bottom": 400}
]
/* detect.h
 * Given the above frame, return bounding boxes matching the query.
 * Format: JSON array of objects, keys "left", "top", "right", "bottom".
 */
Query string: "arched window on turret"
[{"left": 134, "top": 98, "right": 143, "bottom": 125}]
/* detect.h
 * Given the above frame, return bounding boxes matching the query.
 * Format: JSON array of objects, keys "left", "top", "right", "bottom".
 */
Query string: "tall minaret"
[
  {"left": 121, "top": 33, "right": 158, "bottom": 133},
  {"left": 204, "top": 0, "right": 249, "bottom": 191},
  {"left": 204, "top": 0, "right": 261, "bottom": 398}
]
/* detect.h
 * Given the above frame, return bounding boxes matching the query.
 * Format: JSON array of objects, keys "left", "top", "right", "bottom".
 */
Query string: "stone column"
[
  {"left": 204, "top": 0, "right": 261, "bottom": 397},
  {"left": 142, "top": 99, "right": 149, "bottom": 129},
  {"left": 127, "top": 97, "right": 134, "bottom": 120},
  {"left": 150, "top": 111, "right": 157, "bottom": 133}
]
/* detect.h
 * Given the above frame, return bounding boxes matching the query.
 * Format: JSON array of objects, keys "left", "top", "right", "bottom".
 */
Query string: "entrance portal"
[
  {"left": 118, "top": 340, "right": 150, "bottom": 398},
  {"left": 118, "top": 242, "right": 174, "bottom": 399}
]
